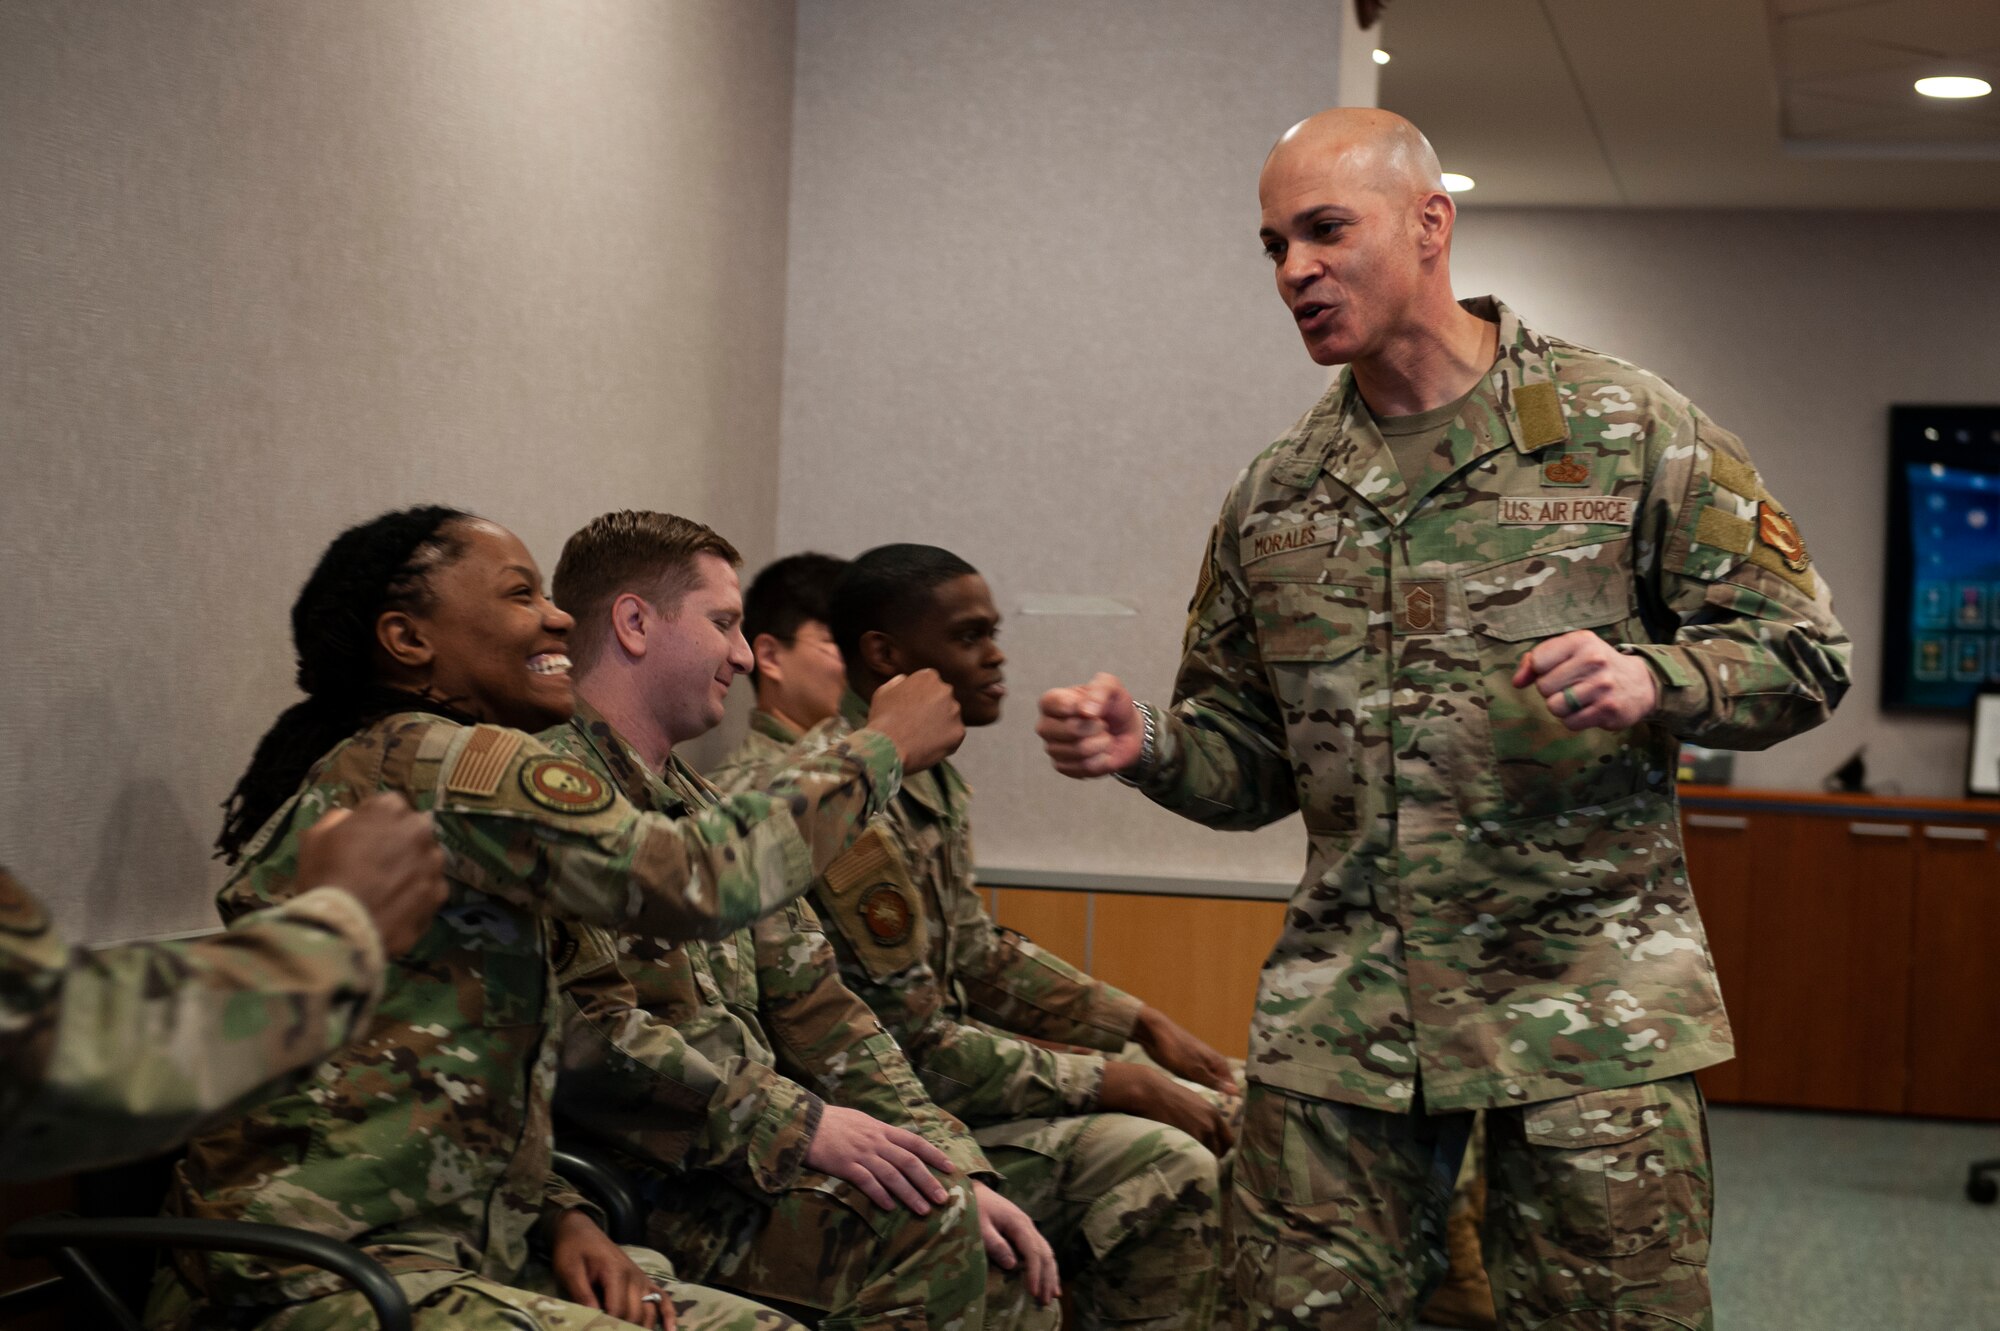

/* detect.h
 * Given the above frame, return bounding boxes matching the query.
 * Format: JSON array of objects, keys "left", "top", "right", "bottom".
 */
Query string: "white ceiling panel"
[{"left": 1376, "top": 0, "right": 2000, "bottom": 207}]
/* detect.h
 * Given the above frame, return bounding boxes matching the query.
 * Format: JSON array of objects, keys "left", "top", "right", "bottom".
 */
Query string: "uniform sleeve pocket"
[
  {"left": 1470, "top": 545, "right": 1634, "bottom": 644},
  {"left": 1250, "top": 583, "right": 1371, "bottom": 662}
]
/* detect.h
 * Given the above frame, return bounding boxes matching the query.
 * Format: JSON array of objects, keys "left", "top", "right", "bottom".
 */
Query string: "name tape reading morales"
[
  {"left": 1497, "top": 495, "right": 1636, "bottom": 527},
  {"left": 1243, "top": 517, "right": 1339, "bottom": 564}
]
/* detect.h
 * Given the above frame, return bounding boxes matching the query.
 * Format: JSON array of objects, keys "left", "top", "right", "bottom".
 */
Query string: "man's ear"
[
  {"left": 376, "top": 610, "right": 433, "bottom": 672},
  {"left": 857, "top": 629, "right": 903, "bottom": 681},
  {"left": 752, "top": 632, "right": 786, "bottom": 681},
  {"left": 1416, "top": 190, "right": 1454, "bottom": 259},
  {"left": 609, "top": 592, "right": 652, "bottom": 659}
]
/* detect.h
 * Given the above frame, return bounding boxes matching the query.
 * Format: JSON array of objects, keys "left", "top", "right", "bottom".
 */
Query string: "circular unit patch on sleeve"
[
  {"left": 857, "top": 882, "right": 915, "bottom": 946},
  {"left": 518, "top": 755, "right": 615, "bottom": 816}
]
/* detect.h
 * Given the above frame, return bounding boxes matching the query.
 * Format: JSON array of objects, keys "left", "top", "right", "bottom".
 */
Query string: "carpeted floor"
[{"left": 1413, "top": 1104, "right": 2000, "bottom": 1330}]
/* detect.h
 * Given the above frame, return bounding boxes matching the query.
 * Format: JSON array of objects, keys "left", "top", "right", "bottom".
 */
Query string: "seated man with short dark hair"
[
  {"left": 716, "top": 543, "right": 1233, "bottom": 1331},
  {"left": 709, "top": 552, "right": 852, "bottom": 793}
]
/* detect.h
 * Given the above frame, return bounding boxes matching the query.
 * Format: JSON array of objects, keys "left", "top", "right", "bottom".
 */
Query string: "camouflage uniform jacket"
[
  {"left": 546, "top": 698, "right": 991, "bottom": 1189},
  {"left": 1135, "top": 296, "right": 1851, "bottom": 1114},
  {"left": 705, "top": 707, "right": 839, "bottom": 797},
  {"left": 718, "top": 696, "right": 1146, "bottom": 1126},
  {"left": 167, "top": 709, "right": 903, "bottom": 1308},
  {"left": 0, "top": 868, "right": 382, "bottom": 1181}
]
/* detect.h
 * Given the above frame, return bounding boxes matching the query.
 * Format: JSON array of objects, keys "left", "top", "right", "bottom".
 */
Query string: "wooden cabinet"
[
  {"left": 1682, "top": 787, "right": 2000, "bottom": 1120},
  {"left": 1681, "top": 810, "right": 1755, "bottom": 1103},
  {"left": 1907, "top": 824, "right": 2000, "bottom": 1118}
]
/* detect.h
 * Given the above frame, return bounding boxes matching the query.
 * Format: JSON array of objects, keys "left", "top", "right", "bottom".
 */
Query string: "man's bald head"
[
  {"left": 1263, "top": 108, "right": 1445, "bottom": 201},
  {"left": 1256, "top": 109, "right": 1463, "bottom": 369}
]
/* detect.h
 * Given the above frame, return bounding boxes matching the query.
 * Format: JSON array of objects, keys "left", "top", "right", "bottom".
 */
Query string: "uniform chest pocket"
[
  {"left": 1467, "top": 543, "right": 1635, "bottom": 645},
  {"left": 819, "top": 826, "right": 929, "bottom": 983},
  {"left": 1251, "top": 582, "right": 1371, "bottom": 662},
  {"left": 1467, "top": 541, "right": 1648, "bottom": 819}
]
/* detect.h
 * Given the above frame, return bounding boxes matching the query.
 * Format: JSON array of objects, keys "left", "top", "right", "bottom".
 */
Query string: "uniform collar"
[
  {"left": 749, "top": 708, "right": 804, "bottom": 746},
  {"left": 1280, "top": 296, "right": 1569, "bottom": 526},
  {"left": 566, "top": 696, "right": 709, "bottom": 813},
  {"left": 838, "top": 688, "right": 966, "bottom": 822}
]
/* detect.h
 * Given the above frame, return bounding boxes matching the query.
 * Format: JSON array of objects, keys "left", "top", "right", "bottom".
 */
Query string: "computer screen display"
[{"left": 1883, "top": 406, "right": 2000, "bottom": 712}]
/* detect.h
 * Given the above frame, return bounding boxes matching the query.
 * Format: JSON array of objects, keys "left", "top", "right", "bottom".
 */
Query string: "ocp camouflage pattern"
[
  {"left": 0, "top": 868, "right": 383, "bottom": 1181},
  {"left": 153, "top": 709, "right": 902, "bottom": 1317},
  {"left": 722, "top": 702, "right": 1223, "bottom": 1331},
  {"left": 1135, "top": 296, "right": 1850, "bottom": 1112},
  {"left": 717, "top": 699, "right": 1145, "bottom": 1126},
  {"left": 547, "top": 699, "right": 995, "bottom": 1329},
  {"left": 1230, "top": 1075, "right": 1711, "bottom": 1328}
]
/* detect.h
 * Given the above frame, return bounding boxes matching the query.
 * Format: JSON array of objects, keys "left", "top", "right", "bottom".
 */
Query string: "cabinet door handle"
[
  {"left": 1685, "top": 814, "right": 1749, "bottom": 830},
  {"left": 1848, "top": 822, "right": 1912, "bottom": 839},
  {"left": 1923, "top": 825, "right": 1988, "bottom": 843}
]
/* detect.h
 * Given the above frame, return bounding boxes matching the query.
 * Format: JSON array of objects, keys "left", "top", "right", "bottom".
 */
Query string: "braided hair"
[{"left": 217, "top": 505, "right": 477, "bottom": 863}]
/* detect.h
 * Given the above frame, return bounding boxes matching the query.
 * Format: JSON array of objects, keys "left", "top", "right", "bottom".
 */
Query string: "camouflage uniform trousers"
[
  {"left": 974, "top": 1111, "right": 1222, "bottom": 1331},
  {"left": 147, "top": 1248, "right": 800, "bottom": 1331},
  {"left": 1228, "top": 1075, "right": 1712, "bottom": 1330},
  {"left": 629, "top": 1166, "right": 1005, "bottom": 1331}
]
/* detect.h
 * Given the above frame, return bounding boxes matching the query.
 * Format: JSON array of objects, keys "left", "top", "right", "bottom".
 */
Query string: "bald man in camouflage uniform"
[
  {"left": 150, "top": 707, "right": 917, "bottom": 1331},
  {"left": 1039, "top": 109, "right": 1850, "bottom": 1330}
]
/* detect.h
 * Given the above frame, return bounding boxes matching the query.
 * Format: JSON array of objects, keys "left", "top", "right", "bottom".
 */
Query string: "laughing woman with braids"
[{"left": 148, "top": 508, "right": 963, "bottom": 1331}]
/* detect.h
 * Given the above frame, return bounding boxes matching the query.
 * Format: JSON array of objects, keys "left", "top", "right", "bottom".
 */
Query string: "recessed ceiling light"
[
  {"left": 1442, "top": 172, "right": 1475, "bottom": 193},
  {"left": 1371, "top": 48, "right": 1391, "bottom": 66},
  {"left": 1915, "top": 75, "right": 1991, "bottom": 99}
]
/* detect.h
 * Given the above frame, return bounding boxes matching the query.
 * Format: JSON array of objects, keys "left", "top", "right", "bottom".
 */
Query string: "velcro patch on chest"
[
  {"left": 1394, "top": 581, "right": 1448, "bottom": 634},
  {"left": 445, "top": 725, "right": 523, "bottom": 798},
  {"left": 1498, "top": 495, "right": 1636, "bottom": 527},
  {"left": 1540, "top": 453, "right": 1591, "bottom": 486},
  {"left": 1240, "top": 517, "right": 1340, "bottom": 567},
  {"left": 1513, "top": 382, "right": 1569, "bottom": 449}
]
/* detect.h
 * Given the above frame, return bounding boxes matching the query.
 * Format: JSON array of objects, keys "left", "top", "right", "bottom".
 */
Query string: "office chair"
[{"left": 2, "top": 1140, "right": 642, "bottom": 1330}]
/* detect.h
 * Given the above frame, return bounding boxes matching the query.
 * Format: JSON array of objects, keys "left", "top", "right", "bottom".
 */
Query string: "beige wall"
[
  {"left": 776, "top": 0, "right": 1351, "bottom": 888},
  {"left": 1451, "top": 208, "right": 2000, "bottom": 800},
  {"left": 774, "top": 0, "right": 2000, "bottom": 884},
  {"left": 0, "top": 0, "right": 798, "bottom": 941}
]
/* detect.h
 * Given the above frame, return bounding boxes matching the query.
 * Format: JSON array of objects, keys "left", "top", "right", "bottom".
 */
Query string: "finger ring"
[
  {"left": 1562, "top": 686, "right": 1580, "bottom": 712},
  {"left": 641, "top": 1293, "right": 664, "bottom": 1304}
]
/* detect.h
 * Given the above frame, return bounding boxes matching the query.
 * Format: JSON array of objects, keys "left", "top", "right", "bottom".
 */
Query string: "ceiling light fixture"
[
  {"left": 1442, "top": 172, "right": 1475, "bottom": 193},
  {"left": 1371, "top": 48, "right": 1391, "bottom": 65},
  {"left": 1915, "top": 75, "right": 1991, "bottom": 99}
]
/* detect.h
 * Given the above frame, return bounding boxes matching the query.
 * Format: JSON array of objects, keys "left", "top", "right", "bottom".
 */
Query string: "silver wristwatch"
[{"left": 1112, "top": 700, "right": 1158, "bottom": 787}]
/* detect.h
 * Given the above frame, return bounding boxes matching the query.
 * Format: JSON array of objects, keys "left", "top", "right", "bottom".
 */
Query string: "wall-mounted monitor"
[{"left": 1883, "top": 405, "right": 2000, "bottom": 712}]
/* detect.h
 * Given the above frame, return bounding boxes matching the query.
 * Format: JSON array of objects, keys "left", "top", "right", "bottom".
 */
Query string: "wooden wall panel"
[
  {"left": 1090, "top": 894, "right": 1286, "bottom": 1061},
  {"left": 990, "top": 888, "right": 1092, "bottom": 974}
]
